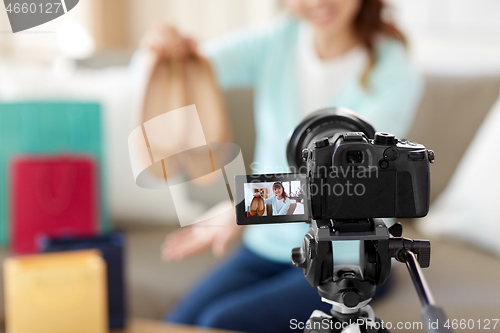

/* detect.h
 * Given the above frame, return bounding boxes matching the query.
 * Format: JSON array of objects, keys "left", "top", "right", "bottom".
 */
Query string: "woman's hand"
[
  {"left": 141, "top": 23, "right": 198, "bottom": 60},
  {"left": 161, "top": 201, "right": 243, "bottom": 261}
]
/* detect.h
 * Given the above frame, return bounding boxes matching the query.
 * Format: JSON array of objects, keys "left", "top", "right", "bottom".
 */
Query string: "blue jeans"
[{"left": 166, "top": 246, "right": 391, "bottom": 333}]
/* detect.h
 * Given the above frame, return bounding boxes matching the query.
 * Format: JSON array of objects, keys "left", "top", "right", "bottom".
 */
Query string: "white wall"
[{"left": 386, "top": 0, "right": 500, "bottom": 76}]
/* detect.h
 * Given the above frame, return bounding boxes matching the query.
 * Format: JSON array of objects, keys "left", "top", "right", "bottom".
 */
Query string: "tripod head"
[
  {"left": 291, "top": 219, "right": 451, "bottom": 333},
  {"left": 292, "top": 219, "right": 430, "bottom": 309}
]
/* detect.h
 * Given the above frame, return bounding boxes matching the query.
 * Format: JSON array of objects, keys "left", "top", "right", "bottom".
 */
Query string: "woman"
[
  {"left": 254, "top": 182, "right": 291, "bottom": 216},
  {"left": 144, "top": 0, "right": 423, "bottom": 332}
]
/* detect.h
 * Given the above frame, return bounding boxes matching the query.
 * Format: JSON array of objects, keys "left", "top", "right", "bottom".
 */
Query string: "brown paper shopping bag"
[{"left": 135, "top": 53, "right": 232, "bottom": 185}]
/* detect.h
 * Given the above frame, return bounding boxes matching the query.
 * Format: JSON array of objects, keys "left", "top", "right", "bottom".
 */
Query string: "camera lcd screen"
[{"left": 234, "top": 173, "right": 310, "bottom": 225}]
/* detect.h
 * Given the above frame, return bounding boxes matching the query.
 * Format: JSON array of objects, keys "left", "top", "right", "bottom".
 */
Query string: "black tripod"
[{"left": 291, "top": 219, "right": 453, "bottom": 333}]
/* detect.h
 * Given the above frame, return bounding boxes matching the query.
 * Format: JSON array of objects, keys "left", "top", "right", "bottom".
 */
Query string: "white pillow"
[{"left": 416, "top": 93, "right": 500, "bottom": 256}]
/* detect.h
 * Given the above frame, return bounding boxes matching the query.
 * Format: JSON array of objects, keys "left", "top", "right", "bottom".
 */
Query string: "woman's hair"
[
  {"left": 354, "top": 0, "right": 406, "bottom": 88},
  {"left": 273, "top": 182, "right": 289, "bottom": 202}
]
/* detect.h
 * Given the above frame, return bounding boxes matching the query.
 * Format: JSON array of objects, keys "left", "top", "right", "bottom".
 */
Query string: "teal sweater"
[
  {"left": 264, "top": 196, "right": 291, "bottom": 216},
  {"left": 202, "top": 16, "right": 423, "bottom": 263}
]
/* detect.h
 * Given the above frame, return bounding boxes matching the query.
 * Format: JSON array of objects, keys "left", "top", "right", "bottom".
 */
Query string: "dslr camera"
[{"left": 235, "top": 107, "right": 434, "bottom": 225}]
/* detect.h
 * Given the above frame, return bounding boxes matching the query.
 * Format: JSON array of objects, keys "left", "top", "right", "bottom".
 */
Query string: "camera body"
[
  {"left": 235, "top": 108, "right": 434, "bottom": 225},
  {"left": 306, "top": 131, "right": 432, "bottom": 220}
]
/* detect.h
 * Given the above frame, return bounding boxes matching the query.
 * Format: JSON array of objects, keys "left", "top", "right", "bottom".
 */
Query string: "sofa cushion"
[{"left": 417, "top": 94, "right": 500, "bottom": 256}]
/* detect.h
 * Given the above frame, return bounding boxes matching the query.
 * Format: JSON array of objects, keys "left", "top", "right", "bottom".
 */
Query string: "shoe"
[
  {"left": 257, "top": 198, "right": 265, "bottom": 216},
  {"left": 249, "top": 197, "right": 265, "bottom": 216}
]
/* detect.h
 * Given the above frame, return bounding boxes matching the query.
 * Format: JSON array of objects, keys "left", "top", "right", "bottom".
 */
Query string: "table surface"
[{"left": 112, "top": 318, "right": 240, "bottom": 333}]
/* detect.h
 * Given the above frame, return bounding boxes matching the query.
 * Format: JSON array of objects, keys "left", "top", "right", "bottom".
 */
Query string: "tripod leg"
[
  {"left": 304, "top": 308, "right": 390, "bottom": 333},
  {"left": 305, "top": 310, "right": 343, "bottom": 333}
]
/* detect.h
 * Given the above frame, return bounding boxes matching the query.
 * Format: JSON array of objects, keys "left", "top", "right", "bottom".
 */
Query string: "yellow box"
[{"left": 4, "top": 250, "right": 108, "bottom": 333}]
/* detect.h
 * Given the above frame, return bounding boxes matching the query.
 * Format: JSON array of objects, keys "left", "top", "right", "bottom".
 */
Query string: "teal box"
[{"left": 0, "top": 102, "right": 109, "bottom": 246}]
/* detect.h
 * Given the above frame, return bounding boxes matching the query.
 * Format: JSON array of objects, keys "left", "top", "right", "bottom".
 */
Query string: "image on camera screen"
[{"left": 244, "top": 181, "right": 304, "bottom": 217}]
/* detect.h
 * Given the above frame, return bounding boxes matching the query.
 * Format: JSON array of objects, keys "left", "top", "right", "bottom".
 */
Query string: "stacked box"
[{"left": 4, "top": 250, "right": 108, "bottom": 333}]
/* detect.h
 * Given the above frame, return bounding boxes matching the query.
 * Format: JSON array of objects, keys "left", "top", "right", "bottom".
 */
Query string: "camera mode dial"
[{"left": 374, "top": 132, "right": 396, "bottom": 145}]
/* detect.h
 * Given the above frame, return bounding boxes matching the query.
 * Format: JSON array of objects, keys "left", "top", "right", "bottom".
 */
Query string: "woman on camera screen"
[
  {"left": 254, "top": 182, "right": 291, "bottom": 216},
  {"left": 140, "top": 0, "right": 423, "bottom": 332}
]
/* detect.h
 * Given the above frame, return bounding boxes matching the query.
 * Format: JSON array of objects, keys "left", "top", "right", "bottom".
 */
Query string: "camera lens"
[
  {"left": 346, "top": 150, "right": 363, "bottom": 164},
  {"left": 286, "top": 108, "right": 375, "bottom": 171}
]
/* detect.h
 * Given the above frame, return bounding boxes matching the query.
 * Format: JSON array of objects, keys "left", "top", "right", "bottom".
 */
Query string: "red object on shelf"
[{"left": 11, "top": 155, "right": 99, "bottom": 254}]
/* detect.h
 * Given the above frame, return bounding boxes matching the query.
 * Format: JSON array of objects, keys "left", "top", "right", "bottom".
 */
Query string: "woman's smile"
[{"left": 307, "top": 6, "right": 337, "bottom": 27}]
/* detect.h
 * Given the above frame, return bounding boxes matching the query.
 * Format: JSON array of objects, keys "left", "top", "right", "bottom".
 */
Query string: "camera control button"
[
  {"left": 379, "top": 159, "right": 389, "bottom": 169},
  {"left": 408, "top": 150, "right": 426, "bottom": 161},
  {"left": 301, "top": 149, "right": 310, "bottom": 161},
  {"left": 427, "top": 150, "right": 435, "bottom": 163},
  {"left": 314, "top": 138, "right": 330, "bottom": 148},
  {"left": 384, "top": 147, "right": 399, "bottom": 161},
  {"left": 291, "top": 247, "right": 307, "bottom": 268}
]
